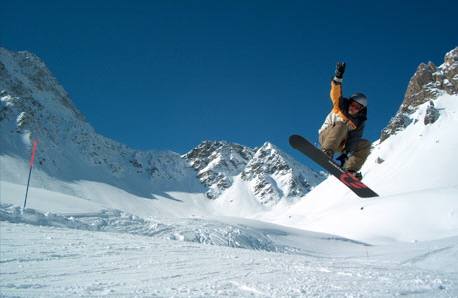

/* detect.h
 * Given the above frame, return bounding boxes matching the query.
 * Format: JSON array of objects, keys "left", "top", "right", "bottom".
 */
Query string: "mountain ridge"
[
  {"left": 2, "top": 45, "right": 457, "bottom": 216},
  {"left": 0, "top": 46, "right": 324, "bottom": 208},
  {"left": 1, "top": 46, "right": 457, "bottom": 245},
  {"left": 380, "top": 47, "right": 458, "bottom": 142}
]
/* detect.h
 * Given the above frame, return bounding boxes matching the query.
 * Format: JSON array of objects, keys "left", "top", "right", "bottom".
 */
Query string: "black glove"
[
  {"left": 335, "top": 62, "right": 346, "bottom": 79},
  {"left": 336, "top": 150, "right": 351, "bottom": 167}
]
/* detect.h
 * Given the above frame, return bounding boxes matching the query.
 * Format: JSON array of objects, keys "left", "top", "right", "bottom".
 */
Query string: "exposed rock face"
[
  {"left": 424, "top": 100, "right": 440, "bottom": 125},
  {"left": 183, "top": 141, "right": 325, "bottom": 202},
  {"left": 0, "top": 48, "right": 87, "bottom": 123},
  {"left": 380, "top": 47, "right": 458, "bottom": 142},
  {"left": 240, "top": 142, "right": 324, "bottom": 206},
  {"left": 183, "top": 141, "right": 256, "bottom": 199}
]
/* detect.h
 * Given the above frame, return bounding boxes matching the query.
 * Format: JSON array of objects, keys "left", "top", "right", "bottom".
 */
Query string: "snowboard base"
[{"left": 289, "top": 134, "right": 379, "bottom": 198}]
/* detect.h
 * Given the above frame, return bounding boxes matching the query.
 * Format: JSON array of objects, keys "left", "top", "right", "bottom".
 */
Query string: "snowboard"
[{"left": 289, "top": 134, "right": 379, "bottom": 198}]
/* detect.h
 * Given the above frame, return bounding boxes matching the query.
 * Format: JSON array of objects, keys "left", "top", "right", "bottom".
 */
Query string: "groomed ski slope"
[{"left": 1, "top": 218, "right": 457, "bottom": 298}]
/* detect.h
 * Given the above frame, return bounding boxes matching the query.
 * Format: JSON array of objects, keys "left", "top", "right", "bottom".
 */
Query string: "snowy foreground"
[{"left": 1, "top": 203, "right": 458, "bottom": 298}]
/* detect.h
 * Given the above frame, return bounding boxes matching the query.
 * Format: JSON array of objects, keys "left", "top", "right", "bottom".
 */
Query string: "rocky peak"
[
  {"left": 183, "top": 141, "right": 256, "bottom": 199},
  {"left": 0, "top": 46, "right": 87, "bottom": 123},
  {"left": 183, "top": 140, "right": 255, "bottom": 172},
  {"left": 183, "top": 140, "right": 325, "bottom": 203},
  {"left": 241, "top": 142, "right": 325, "bottom": 206},
  {"left": 380, "top": 47, "right": 458, "bottom": 142},
  {"left": 241, "top": 142, "right": 288, "bottom": 180},
  {"left": 0, "top": 46, "right": 201, "bottom": 196}
]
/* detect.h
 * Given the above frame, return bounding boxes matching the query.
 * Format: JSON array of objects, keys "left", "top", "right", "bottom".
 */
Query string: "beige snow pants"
[{"left": 319, "top": 122, "right": 371, "bottom": 172}]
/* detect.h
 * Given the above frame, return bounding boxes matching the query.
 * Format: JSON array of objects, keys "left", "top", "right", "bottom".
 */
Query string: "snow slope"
[
  {"left": 1, "top": 92, "right": 458, "bottom": 297},
  {"left": 262, "top": 94, "right": 458, "bottom": 244},
  {"left": 1, "top": 47, "right": 458, "bottom": 297},
  {"left": 0, "top": 45, "right": 324, "bottom": 212},
  {"left": 2, "top": 219, "right": 457, "bottom": 298}
]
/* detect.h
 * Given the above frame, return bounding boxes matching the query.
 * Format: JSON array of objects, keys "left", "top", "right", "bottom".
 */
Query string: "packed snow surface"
[{"left": 1, "top": 217, "right": 457, "bottom": 298}]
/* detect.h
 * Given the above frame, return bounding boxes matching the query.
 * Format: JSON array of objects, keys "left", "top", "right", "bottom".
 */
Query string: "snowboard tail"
[{"left": 289, "top": 134, "right": 379, "bottom": 198}]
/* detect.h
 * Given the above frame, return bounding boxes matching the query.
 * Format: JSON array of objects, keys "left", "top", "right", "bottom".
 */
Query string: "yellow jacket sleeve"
[
  {"left": 329, "top": 81, "right": 357, "bottom": 130},
  {"left": 330, "top": 80, "right": 342, "bottom": 111}
]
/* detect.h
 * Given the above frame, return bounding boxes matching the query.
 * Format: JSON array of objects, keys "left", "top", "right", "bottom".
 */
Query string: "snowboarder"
[{"left": 318, "top": 62, "right": 371, "bottom": 180}]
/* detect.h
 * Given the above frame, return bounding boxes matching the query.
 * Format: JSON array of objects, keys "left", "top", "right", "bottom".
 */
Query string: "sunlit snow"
[{"left": 1, "top": 46, "right": 458, "bottom": 297}]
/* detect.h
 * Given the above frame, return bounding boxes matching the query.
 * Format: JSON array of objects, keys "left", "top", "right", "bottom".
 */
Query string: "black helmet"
[{"left": 349, "top": 93, "right": 367, "bottom": 108}]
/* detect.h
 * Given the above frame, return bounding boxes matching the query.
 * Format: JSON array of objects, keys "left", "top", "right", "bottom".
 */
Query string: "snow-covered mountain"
[
  {"left": 260, "top": 47, "right": 458, "bottom": 243},
  {"left": 0, "top": 47, "right": 203, "bottom": 198},
  {"left": 1, "top": 45, "right": 457, "bottom": 226},
  {"left": 184, "top": 140, "right": 324, "bottom": 205},
  {"left": 1, "top": 46, "right": 458, "bottom": 298},
  {"left": 1, "top": 44, "right": 457, "bottom": 229},
  {"left": 381, "top": 47, "right": 458, "bottom": 142},
  {"left": 184, "top": 140, "right": 256, "bottom": 200},
  {"left": 0, "top": 46, "right": 324, "bottom": 208}
]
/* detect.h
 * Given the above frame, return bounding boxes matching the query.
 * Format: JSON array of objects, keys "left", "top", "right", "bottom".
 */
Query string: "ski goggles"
[{"left": 349, "top": 101, "right": 363, "bottom": 111}]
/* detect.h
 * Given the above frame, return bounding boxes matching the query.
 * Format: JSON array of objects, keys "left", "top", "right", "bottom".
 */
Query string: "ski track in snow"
[{"left": 1, "top": 205, "right": 458, "bottom": 298}]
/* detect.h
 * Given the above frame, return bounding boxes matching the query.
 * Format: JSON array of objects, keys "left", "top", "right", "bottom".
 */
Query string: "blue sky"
[{"left": 2, "top": 0, "right": 457, "bottom": 167}]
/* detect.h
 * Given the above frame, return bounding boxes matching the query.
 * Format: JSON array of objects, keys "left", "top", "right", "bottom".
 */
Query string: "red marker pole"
[{"left": 23, "top": 139, "right": 37, "bottom": 209}]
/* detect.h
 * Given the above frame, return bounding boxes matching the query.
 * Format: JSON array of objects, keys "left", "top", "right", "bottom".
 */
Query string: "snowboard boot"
[{"left": 348, "top": 170, "right": 363, "bottom": 181}]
